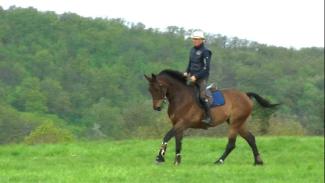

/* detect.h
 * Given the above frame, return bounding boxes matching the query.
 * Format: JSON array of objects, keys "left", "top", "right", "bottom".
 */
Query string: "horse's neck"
[{"left": 164, "top": 78, "right": 195, "bottom": 109}]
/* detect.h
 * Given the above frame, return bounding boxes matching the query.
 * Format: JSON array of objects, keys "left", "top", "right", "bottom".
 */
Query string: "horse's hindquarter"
[{"left": 219, "top": 89, "right": 253, "bottom": 119}]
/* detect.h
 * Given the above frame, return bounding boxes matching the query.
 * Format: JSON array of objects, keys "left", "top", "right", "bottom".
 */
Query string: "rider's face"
[{"left": 192, "top": 38, "right": 204, "bottom": 47}]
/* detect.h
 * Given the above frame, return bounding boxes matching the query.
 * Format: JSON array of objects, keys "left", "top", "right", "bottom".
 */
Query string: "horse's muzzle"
[
  {"left": 154, "top": 106, "right": 162, "bottom": 111},
  {"left": 153, "top": 98, "right": 167, "bottom": 111}
]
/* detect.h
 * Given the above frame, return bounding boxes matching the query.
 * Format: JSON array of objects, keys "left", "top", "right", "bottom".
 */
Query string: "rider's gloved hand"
[
  {"left": 183, "top": 72, "right": 188, "bottom": 77},
  {"left": 190, "top": 76, "right": 196, "bottom": 82}
]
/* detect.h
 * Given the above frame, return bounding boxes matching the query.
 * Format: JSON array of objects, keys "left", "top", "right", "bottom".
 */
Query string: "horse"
[{"left": 144, "top": 69, "right": 280, "bottom": 165}]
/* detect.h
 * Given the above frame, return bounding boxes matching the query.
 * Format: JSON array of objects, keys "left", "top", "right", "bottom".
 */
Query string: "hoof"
[
  {"left": 155, "top": 155, "right": 165, "bottom": 164},
  {"left": 214, "top": 159, "right": 224, "bottom": 165},
  {"left": 254, "top": 161, "right": 264, "bottom": 166},
  {"left": 174, "top": 154, "right": 181, "bottom": 165},
  {"left": 254, "top": 155, "right": 263, "bottom": 165}
]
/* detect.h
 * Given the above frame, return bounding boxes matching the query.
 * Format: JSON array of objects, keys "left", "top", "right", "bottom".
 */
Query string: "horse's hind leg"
[
  {"left": 239, "top": 127, "right": 264, "bottom": 165},
  {"left": 214, "top": 128, "right": 238, "bottom": 164}
]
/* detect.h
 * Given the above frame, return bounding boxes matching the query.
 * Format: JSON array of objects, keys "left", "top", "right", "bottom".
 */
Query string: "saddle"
[{"left": 195, "top": 83, "right": 225, "bottom": 108}]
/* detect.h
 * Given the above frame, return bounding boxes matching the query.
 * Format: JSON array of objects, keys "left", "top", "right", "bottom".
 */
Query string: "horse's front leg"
[
  {"left": 174, "top": 130, "right": 183, "bottom": 165},
  {"left": 156, "top": 128, "right": 176, "bottom": 163}
]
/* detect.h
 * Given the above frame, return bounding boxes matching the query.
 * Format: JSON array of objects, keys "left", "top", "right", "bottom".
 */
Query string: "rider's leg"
[{"left": 198, "top": 79, "right": 212, "bottom": 124}]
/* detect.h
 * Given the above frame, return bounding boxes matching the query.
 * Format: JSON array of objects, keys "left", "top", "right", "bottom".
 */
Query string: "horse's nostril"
[{"left": 155, "top": 107, "right": 162, "bottom": 111}]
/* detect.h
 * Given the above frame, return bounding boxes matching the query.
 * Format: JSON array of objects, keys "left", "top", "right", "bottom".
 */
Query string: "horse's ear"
[
  {"left": 151, "top": 73, "right": 156, "bottom": 80},
  {"left": 144, "top": 74, "right": 152, "bottom": 82}
]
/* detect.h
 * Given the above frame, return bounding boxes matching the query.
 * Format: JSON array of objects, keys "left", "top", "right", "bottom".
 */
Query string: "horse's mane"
[{"left": 158, "top": 69, "right": 187, "bottom": 85}]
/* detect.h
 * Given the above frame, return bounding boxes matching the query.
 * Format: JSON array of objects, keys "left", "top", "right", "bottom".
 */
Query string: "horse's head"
[{"left": 144, "top": 73, "right": 167, "bottom": 111}]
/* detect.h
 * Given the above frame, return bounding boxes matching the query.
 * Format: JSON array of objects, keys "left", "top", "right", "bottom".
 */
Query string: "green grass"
[{"left": 0, "top": 137, "right": 323, "bottom": 183}]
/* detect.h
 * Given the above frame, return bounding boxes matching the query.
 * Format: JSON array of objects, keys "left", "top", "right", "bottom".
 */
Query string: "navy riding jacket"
[{"left": 186, "top": 43, "right": 212, "bottom": 80}]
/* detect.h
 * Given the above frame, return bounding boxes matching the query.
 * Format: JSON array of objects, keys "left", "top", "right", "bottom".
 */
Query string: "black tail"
[{"left": 246, "top": 92, "right": 280, "bottom": 108}]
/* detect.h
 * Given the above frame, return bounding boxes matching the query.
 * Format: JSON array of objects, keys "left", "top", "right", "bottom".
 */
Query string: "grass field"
[{"left": 0, "top": 136, "right": 323, "bottom": 183}]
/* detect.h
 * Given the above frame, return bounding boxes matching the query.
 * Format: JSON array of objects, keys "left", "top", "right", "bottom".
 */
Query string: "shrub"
[
  {"left": 24, "top": 121, "right": 74, "bottom": 145},
  {"left": 0, "top": 105, "right": 38, "bottom": 144},
  {"left": 267, "top": 116, "right": 306, "bottom": 136}
]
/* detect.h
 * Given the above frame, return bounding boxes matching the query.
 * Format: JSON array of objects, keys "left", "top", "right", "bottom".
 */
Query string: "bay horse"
[{"left": 144, "top": 69, "right": 279, "bottom": 165}]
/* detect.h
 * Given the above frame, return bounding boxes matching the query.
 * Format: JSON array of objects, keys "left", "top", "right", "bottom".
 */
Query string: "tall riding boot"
[{"left": 202, "top": 100, "right": 212, "bottom": 125}]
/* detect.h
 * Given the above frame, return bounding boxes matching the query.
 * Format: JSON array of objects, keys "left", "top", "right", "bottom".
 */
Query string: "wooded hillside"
[{"left": 0, "top": 7, "right": 323, "bottom": 143}]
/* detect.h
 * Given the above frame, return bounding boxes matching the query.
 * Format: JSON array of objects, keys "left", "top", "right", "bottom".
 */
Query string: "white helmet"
[{"left": 191, "top": 30, "right": 205, "bottom": 39}]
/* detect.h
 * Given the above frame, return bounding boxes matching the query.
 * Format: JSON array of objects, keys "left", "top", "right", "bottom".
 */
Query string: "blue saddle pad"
[{"left": 210, "top": 90, "right": 225, "bottom": 107}]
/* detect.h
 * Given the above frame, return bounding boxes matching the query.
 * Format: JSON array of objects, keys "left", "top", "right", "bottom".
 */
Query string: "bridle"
[{"left": 154, "top": 83, "right": 168, "bottom": 110}]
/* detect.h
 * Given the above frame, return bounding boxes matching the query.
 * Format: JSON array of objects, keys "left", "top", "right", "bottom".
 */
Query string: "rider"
[{"left": 184, "top": 30, "right": 212, "bottom": 125}]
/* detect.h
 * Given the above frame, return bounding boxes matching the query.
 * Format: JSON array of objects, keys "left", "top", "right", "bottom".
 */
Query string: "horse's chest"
[{"left": 168, "top": 113, "right": 178, "bottom": 124}]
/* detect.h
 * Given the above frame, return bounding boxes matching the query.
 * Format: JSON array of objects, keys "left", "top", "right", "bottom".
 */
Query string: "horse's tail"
[{"left": 246, "top": 92, "right": 280, "bottom": 108}]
